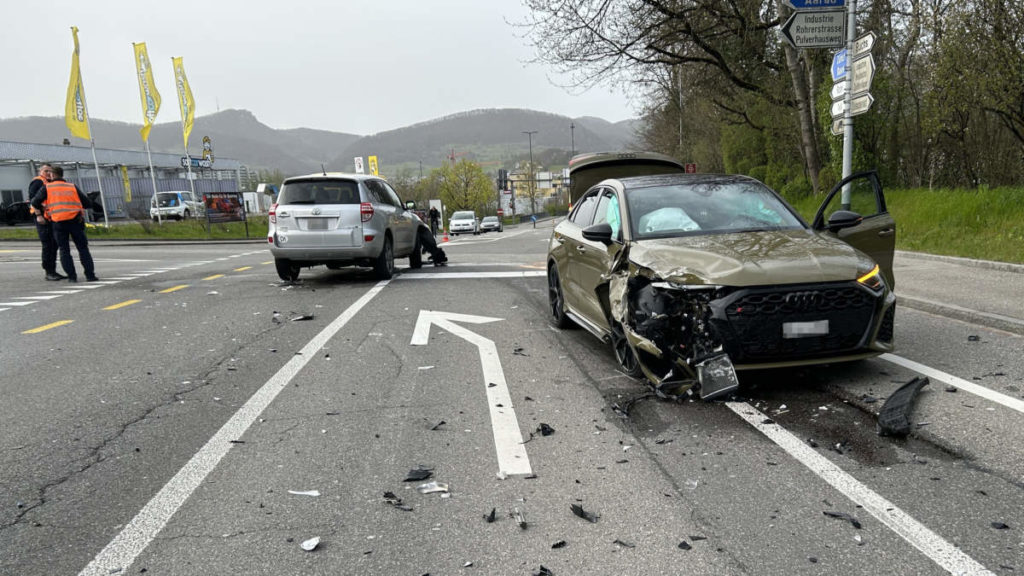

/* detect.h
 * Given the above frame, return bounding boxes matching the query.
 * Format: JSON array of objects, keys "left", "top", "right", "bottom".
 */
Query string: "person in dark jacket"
[
  {"left": 30, "top": 166, "right": 98, "bottom": 283},
  {"left": 417, "top": 222, "right": 447, "bottom": 266},
  {"left": 28, "top": 164, "right": 64, "bottom": 281}
]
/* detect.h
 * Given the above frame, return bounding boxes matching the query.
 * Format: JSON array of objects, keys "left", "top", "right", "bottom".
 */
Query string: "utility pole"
[
  {"left": 570, "top": 122, "right": 575, "bottom": 157},
  {"left": 522, "top": 131, "right": 537, "bottom": 216}
]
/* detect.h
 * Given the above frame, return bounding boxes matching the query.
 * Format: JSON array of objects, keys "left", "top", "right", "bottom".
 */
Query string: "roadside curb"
[
  {"left": 897, "top": 294, "right": 1024, "bottom": 336},
  {"left": 896, "top": 250, "right": 1024, "bottom": 274}
]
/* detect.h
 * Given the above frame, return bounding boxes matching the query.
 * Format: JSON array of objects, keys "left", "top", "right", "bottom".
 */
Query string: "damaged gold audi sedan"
[{"left": 547, "top": 154, "right": 896, "bottom": 400}]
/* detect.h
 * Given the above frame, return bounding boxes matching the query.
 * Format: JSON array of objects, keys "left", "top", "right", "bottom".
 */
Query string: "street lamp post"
[
  {"left": 522, "top": 130, "right": 537, "bottom": 216},
  {"left": 570, "top": 122, "right": 575, "bottom": 157}
]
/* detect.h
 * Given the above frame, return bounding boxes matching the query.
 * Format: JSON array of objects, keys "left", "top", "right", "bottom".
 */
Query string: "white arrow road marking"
[
  {"left": 412, "top": 310, "right": 533, "bottom": 476},
  {"left": 729, "top": 402, "right": 993, "bottom": 575}
]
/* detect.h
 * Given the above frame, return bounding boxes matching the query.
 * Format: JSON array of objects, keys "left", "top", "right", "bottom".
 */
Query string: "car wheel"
[
  {"left": 548, "top": 262, "right": 572, "bottom": 329},
  {"left": 275, "top": 258, "right": 300, "bottom": 282},
  {"left": 374, "top": 235, "right": 395, "bottom": 279},
  {"left": 610, "top": 319, "right": 643, "bottom": 378},
  {"left": 409, "top": 234, "right": 423, "bottom": 269}
]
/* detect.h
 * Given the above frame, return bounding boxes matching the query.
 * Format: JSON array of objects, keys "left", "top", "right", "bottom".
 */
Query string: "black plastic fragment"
[
  {"left": 678, "top": 541, "right": 692, "bottom": 550},
  {"left": 823, "top": 510, "right": 862, "bottom": 529},
  {"left": 537, "top": 423, "right": 555, "bottom": 436},
  {"left": 513, "top": 347, "right": 529, "bottom": 356},
  {"left": 991, "top": 522, "right": 1010, "bottom": 530},
  {"left": 613, "top": 539, "right": 635, "bottom": 548},
  {"left": 533, "top": 566, "right": 554, "bottom": 576},
  {"left": 430, "top": 420, "right": 446, "bottom": 431},
  {"left": 807, "top": 438, "right": 819, "bottom": 448},
  {"left": 570, "top": 503, "right": 599, "bottom": 523},
  {"left": 403, "top": 467, "right": 433, "bottom": 482},
  {"left": 552, "top": 540, "right": 567, "bottom": 549},
  {"left": 690, "top": 535, "right": 707, "bottom": 541},
  {"left": 289, "top": 314, "right": 314, "bottom": 322},
  {"left": 513, "top": 507, "right": 527, "bottom": 529},
  {"left": 967, "top": 335, "right": 980, "bottom": 342},
  {"left": 484, "top": 508, "right": 496, "bottom": 523},
  {"left": 877, "top": 377, "right": 930, "bottom": 437},
  {"left": 383, "top": 491, "right": 413, "bottom": 512}
]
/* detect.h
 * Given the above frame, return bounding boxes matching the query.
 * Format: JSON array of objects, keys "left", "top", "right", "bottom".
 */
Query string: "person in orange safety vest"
[
  {"left": 27, "top": 164, "right": 64, "bottom": 281},
  {"left": 30, "top": 166, "right": 98, "bottom": 283}
]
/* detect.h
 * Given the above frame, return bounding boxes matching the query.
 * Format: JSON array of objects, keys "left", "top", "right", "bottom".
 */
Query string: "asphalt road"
[{"left": 1, "top": 228, "right": 1021, "bottom": 575}]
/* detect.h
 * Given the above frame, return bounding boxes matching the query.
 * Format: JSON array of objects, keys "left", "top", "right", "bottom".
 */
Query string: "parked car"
[
  {"left": 480, "top": 215, "right": 503, "bottom": 233},
  {"left": 449, "top": 211, "right": 479, "bottom": 235},
  {"left": 547, "top": 153, "right": 896, "bottom": 400},
  {"left": 268, "top": 172, "right": 422, "bottom": 281},
  {"left": 86, "top": 191, "right": 105, "bottom": 222},
  {"left": 2, "top": 202, "right": 34, "bottom": 226},
  {"left": 151, "top": 190, "right": 204, "bottom": 221}
]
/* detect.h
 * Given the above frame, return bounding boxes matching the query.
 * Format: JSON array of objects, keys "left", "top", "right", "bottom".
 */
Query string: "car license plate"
[
  {"left": 782, "top": 320, "right": 829, "bottom": 339},
  {"left": 305, "top": 218, "right": 329, "bottom": 230}
]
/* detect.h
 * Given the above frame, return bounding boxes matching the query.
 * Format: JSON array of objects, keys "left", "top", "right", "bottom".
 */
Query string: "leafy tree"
[{"left": 436, "top": 159, "right": 494, "bottom": 214}]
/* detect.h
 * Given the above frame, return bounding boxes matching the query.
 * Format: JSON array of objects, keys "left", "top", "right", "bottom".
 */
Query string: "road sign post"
[{"left": 840, "top": 0, "right": 857, "bottom": 209}]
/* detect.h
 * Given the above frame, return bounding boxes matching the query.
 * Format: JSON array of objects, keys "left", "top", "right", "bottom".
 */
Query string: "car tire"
[
  {"left": 374, "top": 235, "right": 395, "bottom": 279},
  {"left": 548, "top": 262, "right": 572, "bottom": 329},
  {"left": 610, "top": 319, "right": 643, "bottom": 378},
  {"left": 275, "top": 258, "right": 300, "bottom": 282},
  {"left": 409, "top": 234, "right": 423, "bottom": 269}
]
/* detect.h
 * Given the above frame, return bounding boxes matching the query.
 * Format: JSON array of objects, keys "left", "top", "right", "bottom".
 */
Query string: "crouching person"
[{"left": 417, "top": 223, "right": 447, "bottom": 266}]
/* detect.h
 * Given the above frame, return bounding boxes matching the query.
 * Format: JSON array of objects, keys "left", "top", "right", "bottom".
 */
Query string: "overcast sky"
[{"left": 0, "top": 0, "right": 636, "bottom": 136}]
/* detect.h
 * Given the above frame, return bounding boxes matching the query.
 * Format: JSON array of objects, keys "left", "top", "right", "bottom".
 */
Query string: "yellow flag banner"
[
  {"left": 368, "top": 155, "right": 379, "bottom": 176},
  {"left": 172, "top": 56, "right": 195, "bottom": 149},
  {"left": 134, "top": 43, "right": 161, "bottom": 142},
  {"left": 64, "top": 26, "right": 90, "bottom": 140},
  {"left": 120, "top": 166, "right": 132, "bottom": 202}
]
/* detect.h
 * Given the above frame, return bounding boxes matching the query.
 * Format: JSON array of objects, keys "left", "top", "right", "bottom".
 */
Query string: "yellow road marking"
[
  {"left": 203, "top": 274, "right": 225, "bottom": 280},
  {"left": 23, "top": 320, "right": 73, "bottom": 334},
  {"left": 160, "top": 285, "right": 189, "bottom": 294},
  {"left": 0, "top": 249, "right": 29, "bottom": 253},
  {"left": 103, "top": 299, "right": 142, "bottom": 311},
  {"left": 234, "top": 266, "right": 252, "bottom": 272},
  {"left": 261, "top": 261, "right": 273, "bottom": 265},
  {"left": 520, "top": 264, "right": 546, "bottom": 270}
]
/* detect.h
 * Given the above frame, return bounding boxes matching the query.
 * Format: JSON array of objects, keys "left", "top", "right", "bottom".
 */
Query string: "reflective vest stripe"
[{"left": 43, "top": 182, "right": 84, "bottom": 222}]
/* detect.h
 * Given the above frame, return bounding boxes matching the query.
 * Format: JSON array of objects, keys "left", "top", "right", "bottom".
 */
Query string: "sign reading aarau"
[{"left": 784, "top": 0, "right": 844, "bottom": 9}]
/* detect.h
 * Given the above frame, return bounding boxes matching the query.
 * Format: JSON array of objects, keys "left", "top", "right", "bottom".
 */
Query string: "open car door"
[{"left": 812, "top": 171, "right": 896, "bottom": 289}]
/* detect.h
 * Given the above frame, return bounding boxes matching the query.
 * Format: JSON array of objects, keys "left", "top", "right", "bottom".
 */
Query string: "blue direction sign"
[
  {"left": 832, "top": 49, "right": 848, "bottom": 81},
  {"left": 785, "top": 0, "right": 845, "bottom": 8}
]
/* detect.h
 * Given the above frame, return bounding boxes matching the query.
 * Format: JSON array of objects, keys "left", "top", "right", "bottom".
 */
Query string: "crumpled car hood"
[{"left": 626, "top": 229, "right": 862, "bottom": 286}]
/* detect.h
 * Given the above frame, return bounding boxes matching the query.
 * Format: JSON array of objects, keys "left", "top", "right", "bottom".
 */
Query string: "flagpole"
[
  {"left": 145, "top": 140, "right": 161, "bottom": 224},
  {"left": 72, "top": 27, "right": 108, "bottom": 228}
]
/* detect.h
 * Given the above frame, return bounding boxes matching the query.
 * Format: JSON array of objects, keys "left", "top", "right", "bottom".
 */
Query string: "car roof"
[{"left": 283, "top": 172, "right": 377, "bottom": 183}]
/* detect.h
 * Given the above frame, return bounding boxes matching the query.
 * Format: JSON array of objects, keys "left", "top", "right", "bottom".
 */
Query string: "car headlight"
[{"left": 857, "top": 264, "right": 884, "bottom": 292}]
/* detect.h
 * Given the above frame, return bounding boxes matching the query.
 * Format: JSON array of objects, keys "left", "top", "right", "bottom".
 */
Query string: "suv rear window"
[{"left": 279, "top": 179, "right": 360, "bottom": 204}]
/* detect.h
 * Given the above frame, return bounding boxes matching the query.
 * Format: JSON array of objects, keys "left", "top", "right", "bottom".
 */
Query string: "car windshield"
[
  {"left": 452, "top": 211, "right": 475, "bottom": 220},
  {"left": 155, "top": 193, "right": 182, "bottom": 207},
  {"left": 278, "top": 179, "right": 360, "bottom": 204},
  {"left": 625, "top": 181, "right": 804, "bottom": 239},
  {"left": 482, "top": 217, "right": 497, "bottom": 223}
]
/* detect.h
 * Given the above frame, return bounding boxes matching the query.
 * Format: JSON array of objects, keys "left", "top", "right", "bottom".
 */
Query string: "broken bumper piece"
[{"left": 696, "top": 353, "right": 739, "bottom": 400}]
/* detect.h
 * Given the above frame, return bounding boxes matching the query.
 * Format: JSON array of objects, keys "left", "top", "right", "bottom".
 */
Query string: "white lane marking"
[
  {"left": 0, "top": 308, "right": 9, "bottom": 312},
  {"left": 74, "top": 285, "right": 103, "bottom": 289},
  {"left": 411, "top": 310, "right": 532, "bottom": 476},
  {"left": 881, "top": 353, "right": 1024, "bottom": 415},
  {"left": 15, "top": 295, "right": 62, "bottom": 300},
  {"left": 398, "top": 271, "right": 546, "bottom": 280},
  {"left": 0, "top": 301, "right": 34, "bottom": 306},
  {"left": 728, "top": 402, "right": 993, "bottom": 575},
  {"left": 90, "top": 281, "right": 121, "bottom": 285},
  {"left": 107, "top": 277, "right": 137, "bottom": 281},
  {"left": 39, "top": 290, "right": 83, "bottom": 295},
  {"left": 79, "top": 280, "right": 391, "bottom": 576},
  {"left": 123, "top": 273, "right": 153, "bottom": 277}
]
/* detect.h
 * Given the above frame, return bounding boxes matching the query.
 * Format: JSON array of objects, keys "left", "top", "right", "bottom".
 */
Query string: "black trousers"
[
  {"left": 35, "top": 219, "right": 58, "bottom": 274},
  {"left": 417, "top": 225, "right": 446, "bottom": 262},
  {"left": 52, "top": 218, "right": 95, "bottom": 280}
]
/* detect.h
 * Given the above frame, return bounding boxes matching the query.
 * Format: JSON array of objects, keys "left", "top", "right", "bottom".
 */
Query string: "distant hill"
[
  {"left": 0, "top": 108, "right": 637, "bottom": 176},
  {"left": 334, "top": 109, "right": 638, "bottom": 171}
]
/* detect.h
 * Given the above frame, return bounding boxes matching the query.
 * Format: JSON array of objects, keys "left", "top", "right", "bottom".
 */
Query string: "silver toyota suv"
[{"left": 268, "top": 172, "right": 422, "bottom": 281}]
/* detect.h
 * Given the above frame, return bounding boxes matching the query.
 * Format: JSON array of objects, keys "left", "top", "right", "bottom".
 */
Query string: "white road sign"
[
  {"left": 831, "top": 118, "right": 844, "bottom": 136},
  {"left": 853, "top": 31, "right": 876, "bottom": 57},
  {"left": 781, "top": 10, "right": 846, "bottom": 48},
  {"left": 831, "top": 82, "right": 846, "bottom": 100},
  {"left": 830, "top": 93, "right": 874, "bottom": 118},
  {"left": 851, "top": 54, "right": 876, "bottom": 95}
]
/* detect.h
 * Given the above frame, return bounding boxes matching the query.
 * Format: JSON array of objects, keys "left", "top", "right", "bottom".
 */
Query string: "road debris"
[
  {"left": 300, "top": 536, "right": 320, "bottom": 551},
  {"left": 823, "top": 510, "right": 862, "bottom": 529},
  {"left": 483, "top": 508, "right": 496, "bottom": 523},
  {"left": 287, "top": 490, "right": 320, "bottom": 497},
  {"left": 383, "top": 491, "right": 413, "bottom": 512},
  {"left": 612, "top": 539, "right": 635, "bottom": 548},
  {"left": 991, "top": 522, "right": 1010, "bottom": 530},
  {"left": 404, "top": 467, "right": 434, "bottom": 482},
  {"left": 430, "top": 420, "right": 446, "bottom": 431},
  {"left": 513, "top": 346, "right": 529, "bottom": 356},
  {"left": 945, "top": 385, "right": 958, "bottom": 393},
  {"left": 877, "top": 377, "right": 930, "bottom": 437},
  {"left": 552, "top": 540, "right": 567, "bottom": 549},
  {"left": 532, "top": 566, "right": 554, "bottom": 576},
  {"left": 570, "top": 503, "right": 599, "bottom": 523},
  {"left": 678, "top": 540, "right": 692, "bottom": 550},
  {"left": 536, "top": 423, "right": 555, "bottom": 436},
  {"left": 512, "top": 506, "right": 527, "bottom": 529},
  {"left": 417, "top": 481, "right": 449, "bottom": 494},
  {"left": 289, "top": 314, "right": 314, "bottom": 322},
  {"left": 967, "top": 335, "right": 980, "bottom": 342}
]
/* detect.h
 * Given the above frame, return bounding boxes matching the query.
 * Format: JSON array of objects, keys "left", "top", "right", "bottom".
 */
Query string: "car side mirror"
[
  {"left": 827, "top": 210, "right": 863, "bottom": 232},
  {"left": 582, "top": 221, "right": 614, "bottom": 245}
]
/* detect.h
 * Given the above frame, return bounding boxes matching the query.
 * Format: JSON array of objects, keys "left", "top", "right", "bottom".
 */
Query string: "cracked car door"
[{"left": 812, "top": 171, "right": 896, "bottom": 288}]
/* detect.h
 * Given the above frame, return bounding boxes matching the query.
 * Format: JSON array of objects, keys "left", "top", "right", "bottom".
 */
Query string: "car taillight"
[
  {"left": 269, "top": 203, "right": 277, "bottom": 224},
  {"left": 360, "top": 202, "right": 373, "bottom": 222}
]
